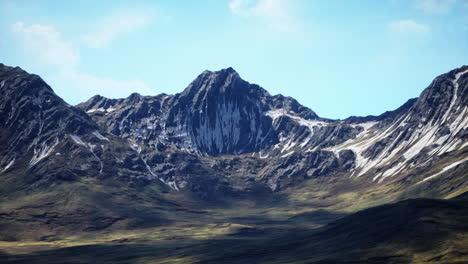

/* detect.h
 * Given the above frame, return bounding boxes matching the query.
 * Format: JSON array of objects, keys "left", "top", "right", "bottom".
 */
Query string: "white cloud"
[
  {"left": 82, "top": 8, "right": 155, "bottom": 49},
  {"left": 11, "top": 22, "right": 153, "bottom": 102},
  {"left": 12, "top": 22, "right": 80, "bottom": 70},
  {"left": 51, "top": 71, "right": 152, "bottom": 102},
  {"left": 229, "top": 0, "right": 253, "bottom": 16},
  {"left": 228, "top": 0, "right": 299, "bottom": 32},
  {"left": 388, "top": 19, "right": 431, "bottom": 35},
  {"left": 414, "top": 0, "right": 456, "bottom": 13}
]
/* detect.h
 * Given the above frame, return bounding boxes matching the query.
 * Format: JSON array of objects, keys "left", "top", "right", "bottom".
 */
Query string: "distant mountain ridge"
[
  {"left": 0, "top": 62, "right": 466, "bottom": 198},
  {"left": 77, "top": 65, "right": 468, "bottom": 191},
  {"left": 0, "top": 64, "right": 174, "bottom": 186},
  {"left": 78, "top": 67, "right": 319, "bottom": 156}
]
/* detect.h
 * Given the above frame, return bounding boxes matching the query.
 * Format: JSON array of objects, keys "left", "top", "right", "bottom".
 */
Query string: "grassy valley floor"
[{"left": 1, "top": 193, "right": 467, "bottom": 264}]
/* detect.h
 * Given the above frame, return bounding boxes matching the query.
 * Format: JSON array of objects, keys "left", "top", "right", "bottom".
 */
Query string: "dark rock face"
[
  {"left": 0, "top": 64, "right": 165, "bottom": 189},
  {"left": 0, "top": 65, "right": 95, "bottom": 161},
  {"left": 165, "top": 68, "right": 277, "bottom": 155},
  {"left": 77, "top": 68, "right": 319, "bottom": 156},
  {"left": 77, "top": 66, "right": 467, "bottom": 191},
  {"left": 1, "top": 63, "right": 467, "bottom": 198}
]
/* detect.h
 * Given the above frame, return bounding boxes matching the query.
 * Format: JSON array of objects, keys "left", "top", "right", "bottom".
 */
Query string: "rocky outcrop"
[
  {"left": 78, "top": 66, "right": 468, "bottom": 191},
  {"left": 1, "top": 63, "right": 466, "bottom": 196},
  {"left": 77, "top": 68, "right": 320, "bottom": 156},
  {"left": 0, "top": 64, "right": 166, "bottom": 190}
]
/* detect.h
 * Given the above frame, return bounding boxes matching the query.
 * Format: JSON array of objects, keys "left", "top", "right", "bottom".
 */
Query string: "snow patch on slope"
[
  {"left": 1, "top": 158, "right": 15, "bottom": 174},
  {"left": 127, "top": 140, "right": 180, "bottom": 191},
  {"left": 70, "top": 134, "right": 86, "bottom": 147},
  {"left": 266, "top": 109, "right": 326, "bottom": 131},
  {"left": 418, "top": 157, "right": 468, "bottom": 184},
  {"left": 30, "top": 138, "right": 59, "bottom": 167},
  {"left": 441, "top": 69, "right": 468, "bottom": 123},
  {"left": 70, "top": 135, "right": 104, "bottom": 174},
  {"left": 93, "top": 131, "right": 109, "bottom": 141},
  {"left": 86, "top": 107, "right": 116, "bottom": 114}
]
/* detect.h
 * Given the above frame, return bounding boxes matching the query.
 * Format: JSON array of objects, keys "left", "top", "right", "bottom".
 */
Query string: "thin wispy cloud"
[
  {"left": 12, "top": 22, "right": 80, "bottom": 70},
  {"left": 229, "top": 0, "right": 253, "bottom": 16},
  {"left": 82, "top": 7, "right": 156, "bottom": 49},
  {"left": 228, "top": 0, "right": 300, "bottom": 32},
  {"left": 11, "top": 22, "right": 153, "bottom": 102},
  {"left": 414, "top": 0, "right": 456, "bottom": 13},
  {"left": 388, "top": 19, "right": 431, "bottom": 35},
  {"left": 51, "top": 70, "right": 151, "bottom": 102}
]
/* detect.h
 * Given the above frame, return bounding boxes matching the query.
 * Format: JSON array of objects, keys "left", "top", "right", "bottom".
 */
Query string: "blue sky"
[{"left": 1, "top": 0, "right": 467, "bottom": 119}]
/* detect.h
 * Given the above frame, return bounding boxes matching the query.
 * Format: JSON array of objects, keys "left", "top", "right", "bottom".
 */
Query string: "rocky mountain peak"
[
  {"left": 181, "top": 67, "right": 265, "bottom": 99},
  {"left": 0, "top": 63, "right": 27, "bottom": 75},
  {"left": 162, "top": 67, "right": 278, "bottom": 155},
  {"left": 198, "top": 66, "right": 239, "bottom": 79},
  {"left": 0, "top": 64, "right": 54, "bottom": 97},
  {"left": 409, "top": 66, "right": 468, "bottom": 124},
  {"left": 72, "top": 65, "right": 468, "bottom": 192},
  {"left": 127, "top": 92, "right": 143, "bottom": 102}
]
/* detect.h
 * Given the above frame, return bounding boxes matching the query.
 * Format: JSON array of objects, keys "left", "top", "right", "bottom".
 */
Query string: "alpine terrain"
[{"left": 0, "top": 63, "right": 467, "bottom": 263}]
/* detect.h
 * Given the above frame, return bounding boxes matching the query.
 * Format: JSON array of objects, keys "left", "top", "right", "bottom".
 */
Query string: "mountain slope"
[
  {"left": 77, "top": 68, "right": 319, "bottom": 155},
  {"left": 77, "top": 66, "right": 468, "bottom": 192},
  {"left": 0, "top": 64, "right": 202, "bottom": 240},
  {"left": 0, "top": 64, "right": 165, "bottom": 185}
]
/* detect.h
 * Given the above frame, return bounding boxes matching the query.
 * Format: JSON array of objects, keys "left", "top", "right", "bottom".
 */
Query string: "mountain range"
[{"left": 0, "top": 63, "right": 467, "bottom": 263}]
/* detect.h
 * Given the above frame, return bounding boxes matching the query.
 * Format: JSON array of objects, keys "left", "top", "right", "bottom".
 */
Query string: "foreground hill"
[{"left": 1, "top": 193, "right": 466, "bottom": 263}]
